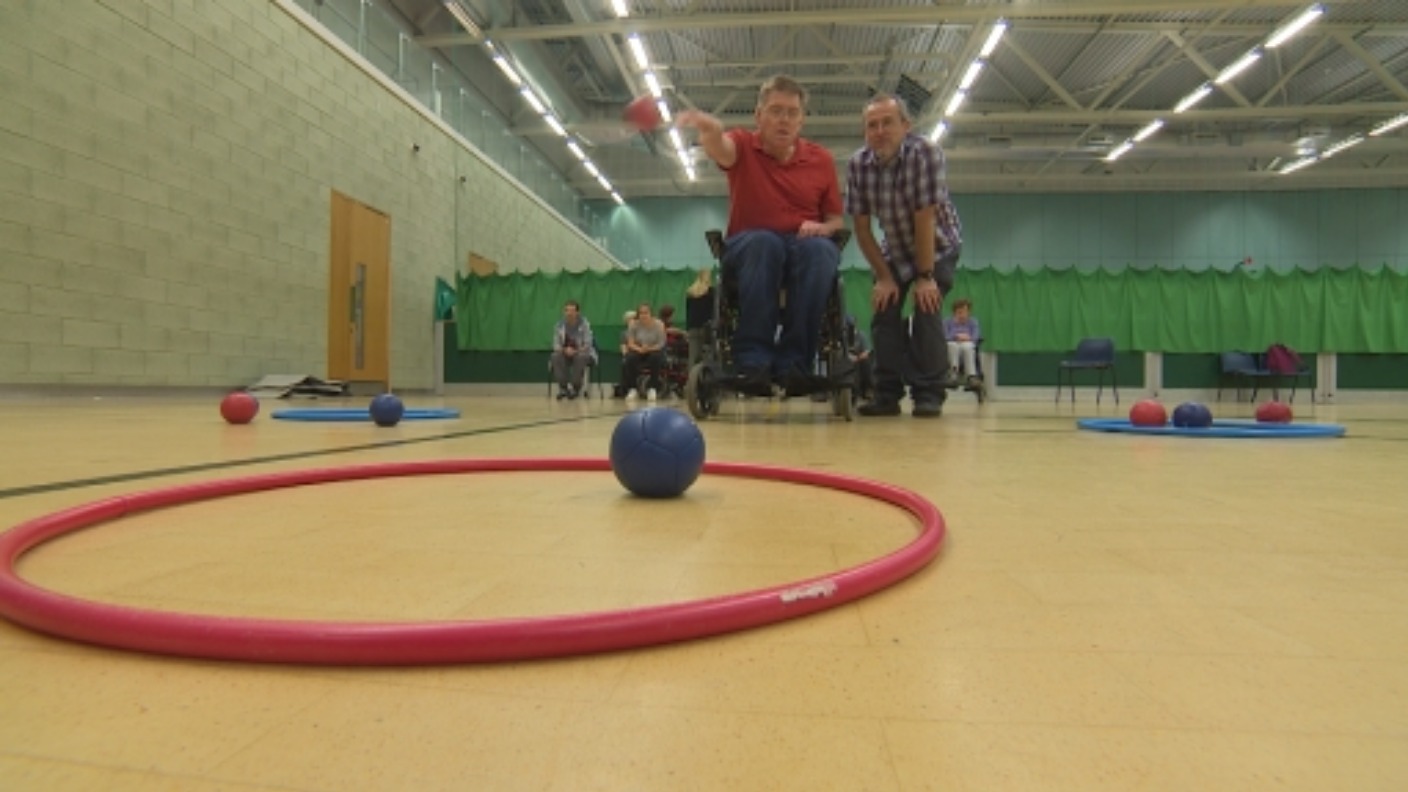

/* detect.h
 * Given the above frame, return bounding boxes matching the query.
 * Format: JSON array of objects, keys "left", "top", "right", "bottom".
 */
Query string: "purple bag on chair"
[{"left": 1265, "top": 343, "right": 1302, "bottom": 374}]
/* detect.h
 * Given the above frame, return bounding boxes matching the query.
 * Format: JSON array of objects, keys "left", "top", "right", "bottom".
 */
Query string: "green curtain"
[
  {"left": 455, "top": 269, "right": 695, "bottom": 351},
  {"left": 454, "top": 266, "right": 1408, "bottom": 353}
]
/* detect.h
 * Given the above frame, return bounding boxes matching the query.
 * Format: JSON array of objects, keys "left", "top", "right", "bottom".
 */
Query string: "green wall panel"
[
  {"left": 1336, "top": 354, "right": 1408, "bottom": 390},
  {"left": 1161, "top": 353, "right": 1222, "bottom": 388},
  {"left": 996, "top": 352, "right": 1145, "bottom": 388}
]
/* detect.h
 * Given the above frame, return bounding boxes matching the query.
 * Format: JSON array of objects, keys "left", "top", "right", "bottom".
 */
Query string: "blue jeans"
[{"left": 722, "top": 230, "right": 840, "bottom": 376}]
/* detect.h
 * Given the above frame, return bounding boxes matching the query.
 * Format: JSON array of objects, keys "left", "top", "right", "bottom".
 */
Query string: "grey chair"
[{"left": 1217, "top": 350, "right": 1275, "bottom": 402}]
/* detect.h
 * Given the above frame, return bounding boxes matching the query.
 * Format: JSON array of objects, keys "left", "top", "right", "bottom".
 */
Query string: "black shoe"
[
  {"left": 568, "top": 386, "right": 580, "bottom": 400},
  {"left": 736, "top": 367, "right": 773, "bottom": 397},
  {"left": 912, "top": 400, "right": 944, "bottom": 418},
  {"left": 782, "top": 367, "right": 813, "bottom": 398},
  {"left": 858, "top": 400, "right": 901, "bottom": 417},
  {"left": 556, "top": 388, "right": 569, "bottom": 400}
]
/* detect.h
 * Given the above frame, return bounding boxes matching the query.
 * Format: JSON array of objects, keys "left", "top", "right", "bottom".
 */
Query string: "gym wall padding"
[
  {"left": 456, "top": 266, "right": 1408, "bottom": 355},
  {"left": 587, "top": 189, "right": 1408, "bottom": 274}
]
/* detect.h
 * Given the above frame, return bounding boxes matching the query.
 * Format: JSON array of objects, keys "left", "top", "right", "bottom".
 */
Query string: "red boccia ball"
[
  {"left": 623, "top": 95, "right": 662, "bottom": 132},
  {"left": 1129, "top": 399, "right": 1168, "bottom": 427},
  {"left": 220, "top": 392, "right": 260, "bottom": 424},
  {"left": 1255, "top": 401, "right": 1293, "bottom": 423}
]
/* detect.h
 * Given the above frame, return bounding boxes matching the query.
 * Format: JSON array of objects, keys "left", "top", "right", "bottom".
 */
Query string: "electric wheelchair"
[{"left": 684, "top": 229, "right": 858, "bottom": 421}]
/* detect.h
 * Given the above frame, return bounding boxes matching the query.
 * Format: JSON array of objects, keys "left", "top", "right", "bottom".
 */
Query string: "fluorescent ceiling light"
[
  {"left": 584, "top": 161, "right": 601, "bottom": 178},
  {"left": 567, "top": 141, "right": 587, "bottom": 160},
  {"left": 1133, "top": 118, "right": 1164, "bottom": 142},
  {"left": 1279, "top": 156, "right": 1318, "bottom": 174},
  {"left": 944, "top": 91, "right": 967, "bottom": 117},
  {"left": 628, "top": 35, "right": 650, "bottom": 70},
  {"left": 1215, "top": 49, "right": 1262, "bottom": 84},
  {"left": 1174, "top": 84, "right": 1213, "bottom": 113},
  {"left": 544, "top": 115, "right": 567, "bottom": 138},
  {"left": 1322, "top": 134, "right": 1364, "bottom": 158},
  {"left": 611, "top": 0, "right": 629, "bottom": 18},
  {"left": 1370, "top": 113, "right": 1408, "bottom": 136},
  {"left": 655, "top": 99, "right": 672, "bottom": 123},
  {"left": 1266, "top": 4, "right": 1324, "bottom": 48},
  {"left": 644, "top": 71, "right": 663, "bottom": 99},
  {"left": 442, "top": 0, "right": 480, "bottom": 36},
  {"left": 492, "top": 55, "right": 522, "bottom": 87},
  {"left": 520, "top": 89, "right": 546, "bottom": 115},
  {"left": 959, "top": 60, "right": 985, "bottom": 91},
  {"left": 611, "top": 192, "right": 625, "bottom": 205},
  {"left": 668, "top": 128, "right": 684, "bottom": 151},
  {"left": 1104, "top": 141, "right": 1134, "bottom": 162},
  {"left": 929, "top": 121, "right": 948, "bottom": 142},
  {"left": 684, "top": 165, "right": 696, "bottom": 181},
  {"left": 596, "top": 174, "right": 612, "bottom": 191},
  {"left": 980, "top": 20, "right": 1007, "bottom": 57}
]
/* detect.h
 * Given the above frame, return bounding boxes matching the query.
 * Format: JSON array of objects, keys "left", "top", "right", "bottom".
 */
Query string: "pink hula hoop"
[{"left": 0, "top": 459, "right": 944, "bottom": 665}]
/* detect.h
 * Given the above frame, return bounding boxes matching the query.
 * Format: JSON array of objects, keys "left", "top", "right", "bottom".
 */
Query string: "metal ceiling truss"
[{"left": 387, "top": 0, "right": 1408, "bottom": 196}]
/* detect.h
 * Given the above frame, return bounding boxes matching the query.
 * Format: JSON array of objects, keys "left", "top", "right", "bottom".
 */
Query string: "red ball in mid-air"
[
  {"left": 220, "top": 392, "right": 260, "bottom": 424},
  {"left": 623, "top": 95, "right": 662, "bottom": 132}
]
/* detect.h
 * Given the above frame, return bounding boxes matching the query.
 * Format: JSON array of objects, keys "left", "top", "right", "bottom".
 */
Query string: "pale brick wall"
[{"left": 0, "top": 0, "right": 618, "bottom": 388}]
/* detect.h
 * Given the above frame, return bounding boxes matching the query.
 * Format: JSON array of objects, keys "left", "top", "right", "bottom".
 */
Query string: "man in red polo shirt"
[{"left": 677, "top": 75, "right": 845, "bottom": 395}]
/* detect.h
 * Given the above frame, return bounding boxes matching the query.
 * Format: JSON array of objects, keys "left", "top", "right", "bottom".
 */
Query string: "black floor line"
[{"left": 0, "top": 415, "right": 601, "bottom": 501}]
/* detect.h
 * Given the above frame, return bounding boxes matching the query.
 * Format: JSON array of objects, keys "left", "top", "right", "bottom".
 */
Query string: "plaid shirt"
[{"left": 845, "top": 132, "right": 962, "bottom": 281}]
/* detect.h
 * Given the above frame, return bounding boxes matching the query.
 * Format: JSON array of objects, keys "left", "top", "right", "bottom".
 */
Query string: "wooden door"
[{"left": 328, "top": 191, "right": 391, "bottom": 390}]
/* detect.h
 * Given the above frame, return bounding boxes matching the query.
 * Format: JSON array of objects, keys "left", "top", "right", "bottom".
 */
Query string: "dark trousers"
[
  {"left": 622, "top": 350, "right": 666, "bottom": 391},
  {"left": 871, "top": 245, "right": 961, "bottom": 404}
]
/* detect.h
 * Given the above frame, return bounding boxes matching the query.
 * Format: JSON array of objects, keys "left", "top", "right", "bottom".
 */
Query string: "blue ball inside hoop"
[{"left": 609, "top": 408, "right": 706, "bottom": 498}]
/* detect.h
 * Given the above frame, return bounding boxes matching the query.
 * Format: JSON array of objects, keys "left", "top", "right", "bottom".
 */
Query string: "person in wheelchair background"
[
  {"left": 846, "top": 93, "right": 963, "bottom": 418},
  {"left": 676, "top": 74, "right": 845, "bottom": 397},
  {"left": 620, "top": 302, "right": 667, "bottom": 401},
  {"left": 944, "top": 298, "right": 982, "bottom": 389}
]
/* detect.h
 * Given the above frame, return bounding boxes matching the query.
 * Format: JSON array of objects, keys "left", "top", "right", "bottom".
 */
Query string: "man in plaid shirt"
[{"left": 846, "top": 94, "right": 964, "bottom": 417}]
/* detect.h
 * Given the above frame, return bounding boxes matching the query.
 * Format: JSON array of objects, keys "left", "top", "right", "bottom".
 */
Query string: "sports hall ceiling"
[{"left": 380, "top": 0, "right": 1408, "bottom": 197}]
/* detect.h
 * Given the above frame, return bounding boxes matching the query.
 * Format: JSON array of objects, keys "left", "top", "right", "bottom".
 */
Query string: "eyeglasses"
[{"left": 761, "top": 105, "right": 804, "bottom": 121}]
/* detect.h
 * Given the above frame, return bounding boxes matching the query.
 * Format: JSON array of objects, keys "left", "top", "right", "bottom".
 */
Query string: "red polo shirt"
[{"left": 723, "top": 128, "right": 842, "bottom": 237}]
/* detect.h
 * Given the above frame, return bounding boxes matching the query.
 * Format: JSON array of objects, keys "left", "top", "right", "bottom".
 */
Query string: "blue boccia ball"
[
  {"left": 1171, "top": 401, "right": 1213, "bottom": 428},
  {"left": 610, "top": 408, "right": 706, "bottom": 498},
  {"left": 369, "top": 393, "right": 405, "bottom": 427}
]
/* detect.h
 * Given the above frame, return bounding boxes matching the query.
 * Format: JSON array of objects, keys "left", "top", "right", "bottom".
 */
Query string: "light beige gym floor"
[{"left": 1, "top": 391, "right": 1406, "bottom": 791}]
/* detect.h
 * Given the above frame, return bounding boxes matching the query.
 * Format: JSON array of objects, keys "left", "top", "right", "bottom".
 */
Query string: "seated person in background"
[
  {"left": 658, "top": 304, "right": 685, "bottom": 339},
  {"left": 612, "top": 309, "right": 637, "bottom": 398},
  {"left": 943, "top": 298, "right": 982, "bottom": 387},
  {"left": 621, "top": 303, "right": 667, "bottom": 401},
  {"left": 676, "top": 74, "right": 845, "bottom": 395},
  {"left": 684, "top": 268, "right": 715, "bottom": 368},
  {"left": 550, "top": 299, "right": 596, "bottom": 400}
]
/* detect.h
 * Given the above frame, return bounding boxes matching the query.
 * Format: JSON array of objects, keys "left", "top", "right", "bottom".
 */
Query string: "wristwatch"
[{"left": 915, "top": 270, "right": 935, "bottom": 281}]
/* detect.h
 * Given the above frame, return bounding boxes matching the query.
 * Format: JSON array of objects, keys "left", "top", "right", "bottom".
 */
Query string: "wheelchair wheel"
[
  {"left": 685, "top": 363, "right": 721, "bottom": 420},
  {"left": 825, "top": 347, "right": 856, "bottom": 421}
]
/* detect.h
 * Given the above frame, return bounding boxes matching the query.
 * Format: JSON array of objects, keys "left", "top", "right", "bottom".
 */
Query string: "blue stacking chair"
[{"left": 1055, "top": 337, "right": 1118, "bottom": 405}]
